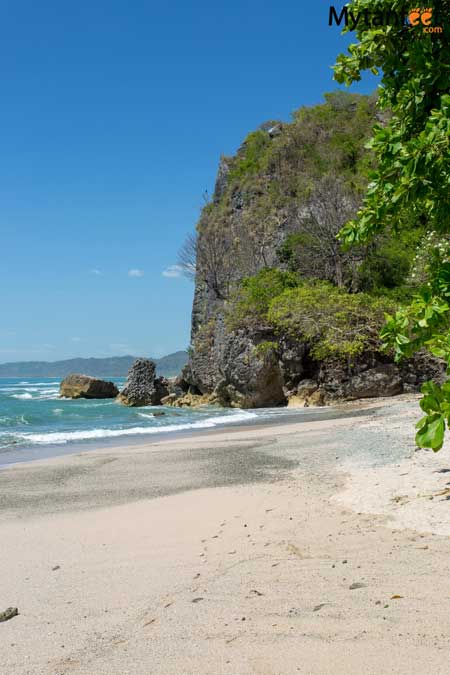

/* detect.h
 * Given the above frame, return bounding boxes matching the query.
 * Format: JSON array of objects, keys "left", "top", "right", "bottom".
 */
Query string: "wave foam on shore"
[{"left": 14, "top": 409, "right": 259, "bottom": 445}]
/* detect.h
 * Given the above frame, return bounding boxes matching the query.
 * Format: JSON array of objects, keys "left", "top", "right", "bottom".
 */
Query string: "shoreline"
[
  {"left": 0, "top": 394, "right": 404, "bottom": 468},
  {"left": 2, "top": 394, "right": 450, "bottom": 674}
]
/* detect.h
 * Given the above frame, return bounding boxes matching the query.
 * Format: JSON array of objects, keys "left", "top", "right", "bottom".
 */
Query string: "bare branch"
[{"left": 177, "top": 233, "right": 197, "bottom": 281}]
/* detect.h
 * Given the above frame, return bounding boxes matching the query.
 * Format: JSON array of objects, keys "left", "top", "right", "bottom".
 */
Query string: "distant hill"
[{"left": 0, "top": 351, "right": 188, "bottom": 379}]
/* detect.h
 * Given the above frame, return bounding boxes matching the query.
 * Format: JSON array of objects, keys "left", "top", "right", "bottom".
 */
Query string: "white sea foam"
[
  {"left": 17, "top": 410, "right": 258, "bottom": 445},
  {"left": 1, "top": 384, "right": 58, "bottom": 391},
  {"left": 11, "top": 391, "right": 59, "bottom": 401},
  {"left": 18, "top": 381, "right": 58, "bottom": 386}
]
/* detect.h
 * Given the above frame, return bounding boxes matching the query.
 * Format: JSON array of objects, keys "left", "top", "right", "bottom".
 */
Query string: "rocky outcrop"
[
  {"left": 285, "top": 351, "right": 446, "bottom": 406},
  {"left": 183, "top": 97, "right": 447, "bottom": 409},
  {"left": 118, "top": 358, "right": 169, "bottom": 407},
  {"left": 164, "top": 392, "right": 216, "bottom": 408},
  {"left": 184, "top": 312, "right": 444, "bottom": 408},
  {"left": 186, "top": 318, "right": 287, "bottom": 408},
  {"left": 60, "top": 374, "right": 119, "bottom": 399},
  {"left": 212, "top": 331, "right": 285, "bottom": 408},
  {"left": 287, "top": 379, "right": 322, "bottom": 407},
  {"left": 321, "top": 362, "right": 404, "bottom": 401}
]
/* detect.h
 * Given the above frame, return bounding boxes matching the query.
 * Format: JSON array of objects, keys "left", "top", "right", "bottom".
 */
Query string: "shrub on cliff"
[
  {"left": 227, "top": 269, "right": 395, "bottom": 363},
  {"left": 227, "top": 268, "right": 300, "bottom": 330},
  {"left": 228, "top": 130, "right": 272, "bottom": 181},
  {"left": 267, "top": 282, "right": 395, "bottom": 362}
]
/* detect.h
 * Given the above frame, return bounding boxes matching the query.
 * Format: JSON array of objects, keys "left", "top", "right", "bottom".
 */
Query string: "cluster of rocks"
[
  {"left": 183, "top": 322, "right": 446, "bottom": 409},
  {"left": 60, "top": 358, "right": 170, "bottom": 406},
  {"left": 60, "top": 342, "right": 446, "bottom": 410},
  {"left": 60, "top": 358, "right": 206, "bottom": 408}
]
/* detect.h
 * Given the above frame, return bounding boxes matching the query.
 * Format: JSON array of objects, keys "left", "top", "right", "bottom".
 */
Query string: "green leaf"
[{"left": 415, "top": 414, "right": 445, "bottom": 451}]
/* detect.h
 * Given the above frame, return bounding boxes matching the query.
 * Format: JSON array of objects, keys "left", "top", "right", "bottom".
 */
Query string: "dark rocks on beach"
[
  {"left": 187, "top": 318, "right": 286, "bottom": 408},
  {"left": 346, "top": 365, "right": 404, "bottom": 399},
  {"left": 0, "top": 607, "right": 18, "bottom": 623},
  {"left": 213, "top": 330, "right": 286, "bottom": 408},
  {"left": 160, "top": 393, "right": 178, "bottom": 406},
  {"left": 332, "top": 363, "right": 404, "bottom": 401},
  {"left": 60, "top": 374, "right": 119, "bottom": 399},
  {"left": 118, "top": 358, "right": 169, "bottom": 407}
]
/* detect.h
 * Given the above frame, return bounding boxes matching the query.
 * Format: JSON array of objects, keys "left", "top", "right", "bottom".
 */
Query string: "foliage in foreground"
[{"left": 334, "top": 0, "right": 450, "bottom": 450}]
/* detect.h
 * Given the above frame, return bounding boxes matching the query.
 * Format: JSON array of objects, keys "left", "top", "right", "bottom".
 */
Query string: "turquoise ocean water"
[
  {"left": 0, "top": 377, "right": 266, "bottom": 457},
  {"left": 1, "top": 377, "right": 406, "bottom": 471}
]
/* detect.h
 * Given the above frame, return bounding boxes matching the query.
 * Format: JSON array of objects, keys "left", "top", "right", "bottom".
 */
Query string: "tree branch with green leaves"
[{"left": 334, "top": 0, "right": 450, "bottom": 450}]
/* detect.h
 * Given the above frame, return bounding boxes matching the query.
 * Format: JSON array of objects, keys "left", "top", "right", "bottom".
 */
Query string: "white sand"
[
  {"left": 2, "top": 398, "right": 450, "bottom": 674},
  {"left": 335, "top": 396, "right": 450, "bottom": 535}
]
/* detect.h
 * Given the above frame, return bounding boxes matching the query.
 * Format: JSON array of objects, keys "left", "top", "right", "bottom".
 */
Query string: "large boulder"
[
  {"left": 319, "top": 362, "right": 403, "bottom": 402},
  {"left": 287, "top": 379, "right": 321, "bottom": 407},
  {"left": 60, "top": 374, "right": 118, "bottom": 399},
  {"left": 344, "top": 364, "right": 404, "bottom": 399},
  {"left": 278, "top": 337, "right": 306, "bottom": 397},
  {"left": 213, "top": 330, "right": 286, "bottom": 408},
  {"left": 118, "top": 358, "right": 169, "bottom": 407}
]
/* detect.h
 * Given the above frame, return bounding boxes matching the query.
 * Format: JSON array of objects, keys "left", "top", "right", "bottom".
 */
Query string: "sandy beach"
[{"left": 2, "top": 395, "right": 450, "bottom": 675}]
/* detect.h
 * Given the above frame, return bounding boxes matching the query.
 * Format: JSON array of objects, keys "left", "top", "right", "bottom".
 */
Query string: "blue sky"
[{"left": 0, "top": 0, "right": 377, "bottom": 362}]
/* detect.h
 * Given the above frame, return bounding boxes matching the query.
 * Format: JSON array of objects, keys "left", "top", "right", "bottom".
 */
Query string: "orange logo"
[{"left": 408, "top": 7, "right": 442, "bottom": 32}]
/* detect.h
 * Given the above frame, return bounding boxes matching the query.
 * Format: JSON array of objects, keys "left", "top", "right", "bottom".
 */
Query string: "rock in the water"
[
  {"left": 118, "top": 358, "right": 169, "bottom": 407},
  {"left": 60, "top": 374, "right": 118, "bottom": 399}
]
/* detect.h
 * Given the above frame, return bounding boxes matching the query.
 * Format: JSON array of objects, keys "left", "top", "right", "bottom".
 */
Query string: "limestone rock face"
[
  {"left": 342, "top": 364, "right": 404, "bottom": 400},
  {"left": 214, "top": 331, "right": 286, "bottom": 408},
  {"left": 118, "top": 358, "right": 169, "bottom": 407},
  {"left": 287, "top": 380, "right": 321, "bottom": 407},
  {"left": 278, "top": 338, "right": 307, "bottom": 398},
  {"left": 60, "top": 374, "right": 118, "bottom": 399},
  {"left": 184, "top": 149, "right": 447, "bottom": 409},
  {"left": 316, "top": 360, "right": 405, "bottom": 402},
  {"left": 166, "top": 392, "right": 216, "bottom": 408}
]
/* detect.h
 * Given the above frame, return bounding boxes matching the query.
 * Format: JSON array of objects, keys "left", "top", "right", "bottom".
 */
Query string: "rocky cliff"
[{"left": 182, "top": 93, "right": 443, "bottom": 407}]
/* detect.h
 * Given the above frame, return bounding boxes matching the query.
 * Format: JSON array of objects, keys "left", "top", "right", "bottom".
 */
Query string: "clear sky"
[{"left": 0, "top": 0, "right": 377, "bottom": 362}]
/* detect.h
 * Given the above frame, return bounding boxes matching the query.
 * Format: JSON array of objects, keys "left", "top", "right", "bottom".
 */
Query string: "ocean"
[
  {"left": 0, "top": 377, "right": 260, "bottom": 453},
  {"left": 0, "top": 377, "right": 346, "bottom": 466}
]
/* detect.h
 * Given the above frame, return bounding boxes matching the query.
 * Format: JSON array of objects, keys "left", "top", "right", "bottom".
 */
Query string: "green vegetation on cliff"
[
  {"left": 227, "top": 269, "right": 395, "bottom": 362},
  {"left": 188, "top": 91, "right": 426, "bottom": 366},
  {"left": 185, "top": 90, "right": 424, "bottom": 305}
]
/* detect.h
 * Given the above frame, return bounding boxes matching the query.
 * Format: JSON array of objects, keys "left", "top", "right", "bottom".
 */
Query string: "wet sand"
[{"left": 2, "top": 395, "right": 450, "bottom": 674}]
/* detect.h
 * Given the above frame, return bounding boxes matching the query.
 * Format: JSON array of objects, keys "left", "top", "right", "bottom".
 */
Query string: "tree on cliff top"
[{"left": 334, "top": 0, "right": 450, "bottom": 450}]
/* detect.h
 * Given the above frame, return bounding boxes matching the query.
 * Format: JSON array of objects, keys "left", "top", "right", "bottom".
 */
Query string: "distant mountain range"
[{"left": 0, "top": 351, "right": 188, "bottom": 379}]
